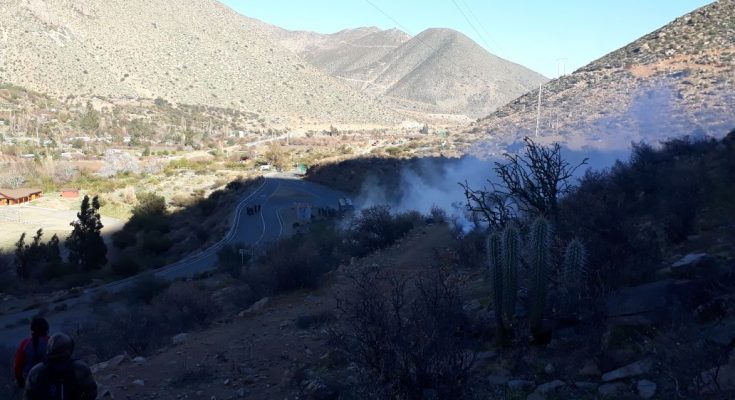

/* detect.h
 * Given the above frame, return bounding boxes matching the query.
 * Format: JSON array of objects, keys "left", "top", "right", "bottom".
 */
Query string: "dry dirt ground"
[
  {"left": 0, "top": 195, "right": 124, "bottom": 250},
  {"left": 91, "top": 224, "right": 458, "bottom": 400}
]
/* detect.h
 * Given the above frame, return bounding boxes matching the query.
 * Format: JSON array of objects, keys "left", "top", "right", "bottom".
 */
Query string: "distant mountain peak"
[{"left": 269, "top": 24, "right": 546, "bottom": 119}]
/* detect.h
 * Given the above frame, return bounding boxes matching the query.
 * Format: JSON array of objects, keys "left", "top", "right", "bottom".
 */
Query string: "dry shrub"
[{"left": 330, "top": 267, "right": 476, "bottom": 399}]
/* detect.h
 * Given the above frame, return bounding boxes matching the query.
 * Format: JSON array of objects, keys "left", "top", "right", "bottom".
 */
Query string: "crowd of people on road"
[
  {"left": 246, "top": 203, "right": 262, "bottom": 216},
  {"left": 12, "top": 316, "right": 97, "bottom": 400}
]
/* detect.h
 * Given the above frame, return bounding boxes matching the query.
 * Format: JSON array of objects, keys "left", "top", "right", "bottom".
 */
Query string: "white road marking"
[{"left": 253, "top": 181, "right": 281, "bottom": 246}]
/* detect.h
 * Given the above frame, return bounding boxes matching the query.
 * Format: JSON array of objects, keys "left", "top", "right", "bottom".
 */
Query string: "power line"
[
  {"left": 362, "top": 0, "right": 483, "bottom": 82},
  {"left": 456, "top": 0, "right": 508, "bottom": 56},
  {"left": 451, "top": 0, "right": 495, "bottom": 54},
  {"left": 448, "top": 0, "right": 516, "bottom": 81}
]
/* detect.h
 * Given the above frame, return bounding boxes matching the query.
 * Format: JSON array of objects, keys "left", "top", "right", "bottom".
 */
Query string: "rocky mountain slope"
[
  {"left": 0, "top": 0, "right": 400, "bottom": 126},
  {"left": 474, "top": 0, "right": 735, "bottom": 152},
  {"left": 266, "top": 25, "right": 548, "bottom": 119}
]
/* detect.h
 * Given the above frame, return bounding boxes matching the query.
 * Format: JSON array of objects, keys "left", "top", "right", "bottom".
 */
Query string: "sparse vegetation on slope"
[{"left": 476, "top": 0, "right": 735, "bottom": 151}]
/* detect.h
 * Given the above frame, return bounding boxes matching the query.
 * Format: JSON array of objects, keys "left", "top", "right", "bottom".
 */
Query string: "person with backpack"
[
  {"left": 12, "top": 316, "right": 49, "bottom": 388},
  {"left": 25, "top": 332, "right": 97, "bottom": 400}
]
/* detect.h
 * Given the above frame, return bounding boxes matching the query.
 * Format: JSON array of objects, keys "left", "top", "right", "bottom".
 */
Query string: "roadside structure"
[
  {"left": 0, "top": 188, "right": 43, "bottom": 206},
  {"left": 60, "top": 188, "right": 80, "bottom": 198}
]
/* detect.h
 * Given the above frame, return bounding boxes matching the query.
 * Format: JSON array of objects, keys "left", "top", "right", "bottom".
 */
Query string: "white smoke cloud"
[{"left": 352, "top": 81, "right": 734, "bottom": 233}]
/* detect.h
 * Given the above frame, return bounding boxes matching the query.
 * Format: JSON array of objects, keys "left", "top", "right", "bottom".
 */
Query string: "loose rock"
[
  {"left": 602, "top": 359, "right": 653, "bottom": 382},
  {"left": 172, "top": 333, "right": 189, "bottom": 346},
  {"left": 637, "top": 379, "right": 657, "bottom": 399}
]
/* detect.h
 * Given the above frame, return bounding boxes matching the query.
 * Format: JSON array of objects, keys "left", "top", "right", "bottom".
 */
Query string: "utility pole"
[
  {"left": 535, "top": 83, "right": 543, "bottom": 138},
  {"left": 556, "top": 58, "right": 568, "bottom": 77}
]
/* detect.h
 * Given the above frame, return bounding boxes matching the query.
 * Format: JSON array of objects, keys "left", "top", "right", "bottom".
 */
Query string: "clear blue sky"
[{"left": 222, "top": 0, "right": 712, "bottom": 78}]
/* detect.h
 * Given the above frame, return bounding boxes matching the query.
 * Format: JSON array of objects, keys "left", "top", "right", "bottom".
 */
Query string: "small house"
[
  {"left": 0, "top": 188, "right": 43, "bottom": 206},
  {"left": 60, "top": 188, "right": 80, "bottom": 198}
]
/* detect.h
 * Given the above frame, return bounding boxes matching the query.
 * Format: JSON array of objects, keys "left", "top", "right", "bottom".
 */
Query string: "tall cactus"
[
  {"left": 487, "top": 232, "right": 508, "bottom": 344},
  {"left": 529, "top": 217, "right": 552, "bottom": 342},
  {"left": 563, "top": 238, "right": 587, "bottom": 291},
  {"left": 562, "top": 238, "right": 587, "bottom": 311},
  {"left": 502, "top": 225, "right": 520, "bottom": 327}
]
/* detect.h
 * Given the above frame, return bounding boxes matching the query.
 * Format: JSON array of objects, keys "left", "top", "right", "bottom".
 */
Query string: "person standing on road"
[
  {"left": 25, "top": 332, "right": 98, "bottom": 400},
  {"left": 12, "top": 316, "right": 49, "bottom": 388}
]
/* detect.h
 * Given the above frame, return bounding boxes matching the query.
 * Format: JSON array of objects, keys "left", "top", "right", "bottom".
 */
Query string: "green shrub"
[
  {"left": 347, "top": 206, "right": 419, "bottom": 256},
  {"left": 125, "top": 273, "right": 168, "bottom": 305},
  {"left": 141, "top": 231, "right": 173, "bottom": 254},
  {"left": 111, "top": 255, "right": 141, "bottom": 278}
]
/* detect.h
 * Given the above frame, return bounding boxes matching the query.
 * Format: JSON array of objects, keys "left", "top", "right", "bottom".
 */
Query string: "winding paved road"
[{"left": 0, "top": 174, "right": 347, "bottom": 345}]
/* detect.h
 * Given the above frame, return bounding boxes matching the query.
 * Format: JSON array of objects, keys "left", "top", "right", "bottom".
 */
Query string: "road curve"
[{"left": 0, "top": 174, "right": 347, "bottom": 346}]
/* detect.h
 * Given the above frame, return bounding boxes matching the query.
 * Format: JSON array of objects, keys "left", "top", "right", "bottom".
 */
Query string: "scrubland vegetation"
[{"left": 1, "top": 130, "right": 734, "bottom": 399}]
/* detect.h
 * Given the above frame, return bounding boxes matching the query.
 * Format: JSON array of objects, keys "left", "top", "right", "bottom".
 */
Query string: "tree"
[
  {"left": 80, "top": 102, "right": 100, "bottom": 133},
  {"left": 14, "top": 233, "right": 29, "bottom": 280},
  {"left": 264, "top": 144, "right": 288, "bottom": 171},
  {"left": 462, "top": 138, "right": 587, "bottom": 228},
  {"left": 100, "top": 149, "right": 140, "bottom": 177},
  {"left": 46, "top": 234, "right": 62, "bottom": 268},
  {"left": 420, "top": 124, "right": 430, "bottom": 135},
  {"left": 14, "top": 230, "right": 63, "bottom": 281},
  {"left": 494, "top": 137, "right": 587, "bottom": 219},
  {"left": 129, "top": 192, "right": 169, "bottom": 232},
  {"left": 66, "top": 195, "right": 107, "bottom": 271},
  {"left": 460, "top": 181, "right": 515, "bottom": 231}
]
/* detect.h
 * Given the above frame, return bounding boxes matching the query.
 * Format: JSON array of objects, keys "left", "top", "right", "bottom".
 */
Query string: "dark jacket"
[{"left": 24, "top": 333, "right": 97, "bottom": 400}]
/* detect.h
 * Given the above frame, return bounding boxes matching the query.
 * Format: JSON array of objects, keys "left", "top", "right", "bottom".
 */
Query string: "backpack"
[
  {"left": 39, "top": 360, "right": 81, "bottom": 400},
  {"left": 23, "top": 337, "right": 48, "bottom": 378}
]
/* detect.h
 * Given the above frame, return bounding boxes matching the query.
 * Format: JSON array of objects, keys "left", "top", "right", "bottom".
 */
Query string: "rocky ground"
[{"left": 75, "top": 213, "right": 735, "bottom": 399}]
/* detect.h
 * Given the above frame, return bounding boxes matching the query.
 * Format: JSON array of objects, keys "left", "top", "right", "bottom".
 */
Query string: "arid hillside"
[
  {"left": 265, "top": 25, "right": 548, "bottom": 119},
  {"left": 474, "top": 0, "right": 735, "bottom": 153},
  {"left": 0, "top": 0, "right": 401, "bottom": 127}
]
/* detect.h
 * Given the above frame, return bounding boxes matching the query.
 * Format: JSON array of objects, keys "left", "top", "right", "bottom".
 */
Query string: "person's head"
[
  {"left": 30, "top": 316, "right": 49, "bottom": 337},
  {"left": 46, "top": 333, "right": 75, "bottom": 361}
]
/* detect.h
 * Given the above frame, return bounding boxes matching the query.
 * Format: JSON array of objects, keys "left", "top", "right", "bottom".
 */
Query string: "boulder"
[
  {"left": 671, "top": 253, "right": 715, "bottom": 277},
  {"left": 705, "top": 320, "right": 735, "bottom": 346},
  {"left": 239, "top": 297, "right": 269, "bottom": 317},
  {"left": 636, "top": 379, "right": 657, "bottom": 399},
  {"left": 132, "top": 379, "right": 145, "bottom": 387},
  {"left": 605, "top": 280, "right": 697, "bottom": 325},
  {"left": 91, "top": 354, "right": 129, "bottom": 374},
  {"left": 602, "top": 359, "right": 653, "bottom": 382},
  {"left": 700, "top": 363, "right": 735, "bottom": 393},
  {"left": 97, "top": 385, "right": 114, "bottom": 398},
  {"left": 172, "top": 333, "right": 189, "bottom": 346}
]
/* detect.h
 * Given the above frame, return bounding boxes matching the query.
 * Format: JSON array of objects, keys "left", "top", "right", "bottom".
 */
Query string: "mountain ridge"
[
  {"left": 474, "top": 0, "right": 735, "bottom": 152},
  {"left": 267, "top": 24, "right": 548, "bottom": 119},
  {"left": 0, "top": 0, "right": 402, "bottom": 127}
]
